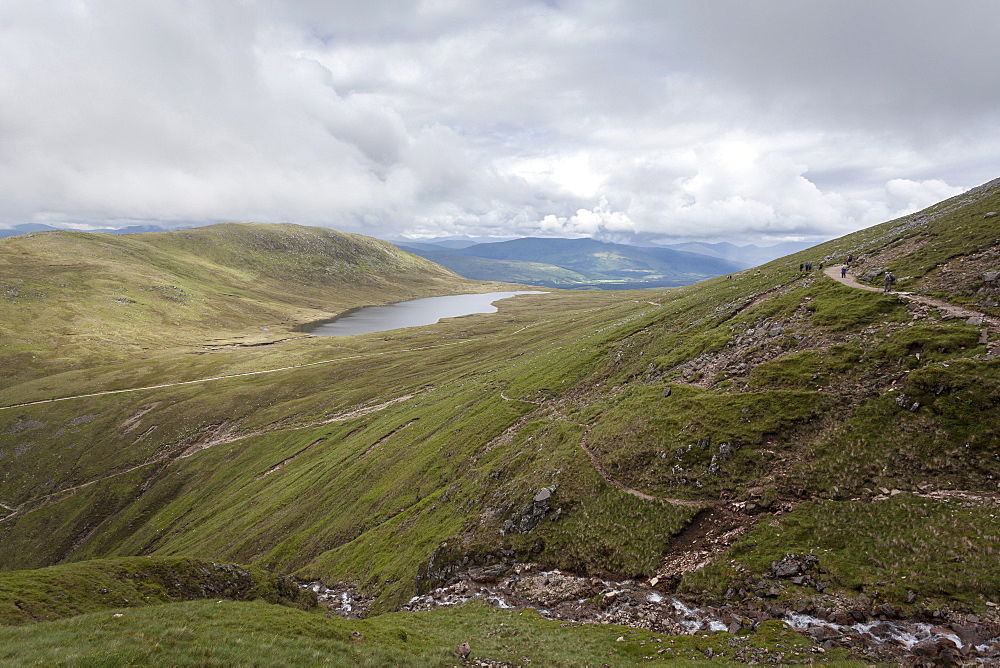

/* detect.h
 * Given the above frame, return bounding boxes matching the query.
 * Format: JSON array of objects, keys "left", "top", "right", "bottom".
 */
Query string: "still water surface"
[{"left": 300, "top": 291, "right": 544, "bottom": 337}]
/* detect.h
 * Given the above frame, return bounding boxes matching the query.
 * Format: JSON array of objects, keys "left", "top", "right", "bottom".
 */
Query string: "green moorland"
[
  {"left": 0, "top": 180, "right": 998, "bottom": 662},
  {"left": 0, "top": 222, "right": 514, "bottom": 386}
]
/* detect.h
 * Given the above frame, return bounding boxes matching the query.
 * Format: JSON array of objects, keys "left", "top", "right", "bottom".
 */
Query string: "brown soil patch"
[
  {"left": 120, "top": 402, "right": 161, "bottom": 433},
  {"left": 657, "top": 505, "right": 757, "bottom": 582}
]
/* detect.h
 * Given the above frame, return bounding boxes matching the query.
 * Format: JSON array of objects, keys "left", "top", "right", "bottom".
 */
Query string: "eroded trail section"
[
  {"left": 577, "top": 432, "right": 705, "bottom": 507},
  {"left": 656, "top": 505, "right": 756, "bottom": 583},
  {"left": 255, "top": 438, "right": 326, "bottom": 480}
]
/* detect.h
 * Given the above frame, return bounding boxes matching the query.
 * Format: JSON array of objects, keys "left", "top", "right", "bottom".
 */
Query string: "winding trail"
[
  {"left": 496, "top": 390, "right": 709, "bottom": 508},
  {"left": 561, "top": 267, "right": 999, "bottom": 510},
  {"left": 824, "top": 264, "right": 1000, "bottom": 328},
  {"left": 576, "top": 432, "right": 705, "bottom": 507}
]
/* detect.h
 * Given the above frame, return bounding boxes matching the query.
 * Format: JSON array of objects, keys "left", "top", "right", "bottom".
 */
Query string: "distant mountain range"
[
  {"left": 1, "top": 224, "right": 811, "bottom": 289},
  {"left": 0, "top": 223, "right": 168, "bottom": 238},
  {"left": 658, "top": 240, "right": 813, "bottom": 266},
  {"left": 396, "top": 237, "right": 792, "bottom": 289}
]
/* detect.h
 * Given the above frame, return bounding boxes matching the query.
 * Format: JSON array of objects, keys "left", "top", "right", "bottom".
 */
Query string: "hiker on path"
[
  {"left": 841, "top": 266, "right": 848, "bottom": 278},
  {"left": 883, "top": 271, "right": 896, "bottom": 293}
]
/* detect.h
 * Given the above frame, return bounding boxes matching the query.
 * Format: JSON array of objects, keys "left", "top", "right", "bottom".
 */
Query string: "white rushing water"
[{"left": 783, "top": 612, "right": 967, "bottom": 650}]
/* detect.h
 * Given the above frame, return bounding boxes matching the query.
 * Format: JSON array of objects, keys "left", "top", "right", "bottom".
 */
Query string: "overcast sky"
[{"left": 2, "top": 0, "right": 999, "bottom": 244}]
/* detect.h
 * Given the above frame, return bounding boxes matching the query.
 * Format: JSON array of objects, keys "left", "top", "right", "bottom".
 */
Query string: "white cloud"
[
  {"left": 884, "top": 179, "right": 964, "bottom": 214},
  {"left": 0, "top": 0, "right": 998, "bottom": 244},
  {"left": 538, "top": 197, "right": 636, "bottom": 237}
]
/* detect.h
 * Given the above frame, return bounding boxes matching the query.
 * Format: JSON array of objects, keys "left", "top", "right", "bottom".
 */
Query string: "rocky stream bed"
[{"left": 305, "top": 557, "right": 1000, "bottom": 666}]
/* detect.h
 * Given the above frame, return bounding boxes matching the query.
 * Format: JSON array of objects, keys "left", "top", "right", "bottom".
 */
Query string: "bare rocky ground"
[{"left": 306, "top": 559, "right": 1000, "bottom": 665}]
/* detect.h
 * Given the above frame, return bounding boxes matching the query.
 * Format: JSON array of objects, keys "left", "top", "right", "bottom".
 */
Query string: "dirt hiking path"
[{"left": 825, "top": 264, "right": 1000, "bottom": 328}]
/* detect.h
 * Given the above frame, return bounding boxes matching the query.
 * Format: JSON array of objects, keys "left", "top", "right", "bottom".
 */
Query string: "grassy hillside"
[
  {"left": 0, "top": 182, "right": 998, "bottom": 662},
  {"left": 0, "top": 222, "right": 506, "bottom": 385},
  {"left": 0, "top": 556, "right": 315, "bottom": 626}
]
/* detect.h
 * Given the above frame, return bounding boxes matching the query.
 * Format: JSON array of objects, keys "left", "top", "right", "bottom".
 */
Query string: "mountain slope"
[{"left": 1, "top": 182, "right": 999, "bottom": 662}]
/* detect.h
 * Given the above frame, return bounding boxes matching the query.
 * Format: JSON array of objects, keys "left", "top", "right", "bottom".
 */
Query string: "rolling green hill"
[
  {"left": 1, "top": 181, "right": 998, "bottom": 664},
  {"left": 0, "top": 222, "right": 510, "bottom": 385}
]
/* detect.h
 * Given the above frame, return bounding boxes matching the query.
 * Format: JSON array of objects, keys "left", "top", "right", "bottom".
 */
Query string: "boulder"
[
  {"left": 508, "top": 488, "right": 557, "bottom": 534},
  {"left": 860, "top": 267, "right": 889, "bottom": 282},
  {"left": 534, "top": 487, "right": 552, "bottom": 503},
  {"left": 894, "top": 393, "right": 920, "bottom": 411},
  {"left": 468, "top": 564, "right": 510, "bottom": 584},
  {"left": 911, "top": 637, "right": 964, "bottom": 665},
  {"left": 770, "top": 553, "right": 816, "bottom": 579},
  {"left": 516, "top": 571, "right": 595, "bottom": 607}
]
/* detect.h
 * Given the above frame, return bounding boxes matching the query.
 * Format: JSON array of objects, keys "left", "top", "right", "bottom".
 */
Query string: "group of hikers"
[{"left": 799, "top": 252, "right": 896, "bottom": 292}]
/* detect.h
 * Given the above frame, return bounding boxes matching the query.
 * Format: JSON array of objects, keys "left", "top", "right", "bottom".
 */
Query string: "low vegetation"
[
  {"left": 682, "top": 494, "right": 1000, "bottom": 611},
  {"left": 0, "top": 597, "right": 839, "bottom": 666}
]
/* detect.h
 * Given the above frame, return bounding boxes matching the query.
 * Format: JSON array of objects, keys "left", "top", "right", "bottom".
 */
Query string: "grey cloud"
[{"left": 0, "top": 0, "right": 997, "bottom": 244}]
